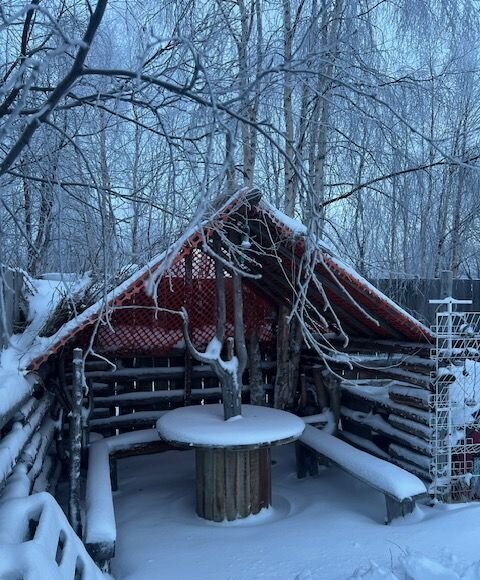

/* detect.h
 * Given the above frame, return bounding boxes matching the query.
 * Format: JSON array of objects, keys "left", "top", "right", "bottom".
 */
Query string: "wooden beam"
[
  {"left": 68, "top": 348, "right": 83, "bottom": 536},
  {"left": 184, "top": 252, "right": 193, "bottom": 405}
]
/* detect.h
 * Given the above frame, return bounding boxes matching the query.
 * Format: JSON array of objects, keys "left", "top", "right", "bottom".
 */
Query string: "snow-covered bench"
[
  {"left": 0, "top": 491, "right": 105, "bottom": 579},
  {"left": 85, "top": 429, "right": 170, "bottom": 568},
  {"left": 296, "top": 425, "right": 428, "bottom": 523}
]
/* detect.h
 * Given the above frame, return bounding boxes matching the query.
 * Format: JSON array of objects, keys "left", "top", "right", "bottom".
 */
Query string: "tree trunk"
[
  {"left": 274, "top": 304, "right": 291, "bottom": 409},
  {"left": 249, "top": 331, "right": 264, "bottom": 405}
]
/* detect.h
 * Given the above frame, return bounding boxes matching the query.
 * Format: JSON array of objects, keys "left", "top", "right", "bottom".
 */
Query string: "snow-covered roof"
[{"left": 21, "top": 187, "right": 433, "bottom": 371}]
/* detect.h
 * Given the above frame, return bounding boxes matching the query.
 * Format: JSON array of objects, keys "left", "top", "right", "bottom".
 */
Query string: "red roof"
[{"left": 27, "top": 189, "right": 432, "bottom": 371}]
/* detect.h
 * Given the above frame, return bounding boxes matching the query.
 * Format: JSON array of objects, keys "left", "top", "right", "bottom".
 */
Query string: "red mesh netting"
[{"left": 92, "top": 249, "right": 276, "bottom": 356}]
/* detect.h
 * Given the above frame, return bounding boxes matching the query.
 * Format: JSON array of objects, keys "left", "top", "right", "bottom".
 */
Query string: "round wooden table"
[{"left": 157, "top": 404, "right": 305, "bottom": 522}]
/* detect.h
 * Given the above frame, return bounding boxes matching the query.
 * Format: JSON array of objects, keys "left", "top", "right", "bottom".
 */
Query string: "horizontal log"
[
  {"left": 94, "top": 384, "right": 273, "bottom": 408},
  {"left": 389, "top": 443, "right": 431, "bottom": 471},
  {"left": 389, "top": 392, "right": 431, "bottom": 412},
  {"left": 303, "top": 353, "right": 435, "bottom": 372},
  {"left": 0, "top": 391, "right": 35, "bottom": 432},
  {"left": 28, "top": 417, "right": 58, "bottom": 482},
  {"left": 32, "top": 455, "right": 62, "bottom": 494},
  {"left": 12, "top": 397, "right": 41, "bottom": 424},
  {"left": 309, "top": 337, "right": 432, "bottom": 356},
  {"left": 91, "top": 383, "right": 111, "bottom": 392},
  {"left": 388, "top": 456, "right": 431, "bottom": 482},
  {"left": 310, "top": 363, "right": 433, "bottom": 390},
  {"left": 90, "top": 411, "right": 166, "bottom": 430},
  {"left": 91, "top": 408, "right": 110, "bottom": 419},
  {"left": 388, "top": 414, "right": 432, "bottom": 441},
  {"left": 340, "top": 406, "right": 431, "bottom": 456},
  {"left": 339, "top": 381, "right": 431, "bottom": 425},
  {"left": 111, "top": 440, "right": 174, "bottom": 459},
  {"left": 73, "top": 361, "right": 276, "bottom": 382},
  {"left": 340, "top": 429, "right": 432, "bottom": 481},
  {"left": 338, "top": 430, "right": 390, "bottom": 460},
  {"left": 0, "top": 394, "right": 54, "bottom": 487}
]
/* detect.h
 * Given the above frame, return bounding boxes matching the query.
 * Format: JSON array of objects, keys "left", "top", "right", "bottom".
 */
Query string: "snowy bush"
[{"left": 350, "top": 550, "right": 480, "bottom": 580}]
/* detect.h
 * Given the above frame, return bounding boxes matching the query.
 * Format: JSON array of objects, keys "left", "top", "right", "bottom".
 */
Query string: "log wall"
[
  {"left": 301, "top": 340, "right": 435, "bottom": 482},
  {"left": 85, "top": 348, "right": 277, "bottom": 437},
  {"left": 0, "top": 382, "right": 61, "bottom": 501}
]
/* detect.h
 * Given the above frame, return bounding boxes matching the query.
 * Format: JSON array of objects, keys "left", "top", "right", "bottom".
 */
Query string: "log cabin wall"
[
  {"left": 301, "top": 340, "right": 435, "bottom": 482},
  {"left": 0, "top": 382, "right": 62, "bottom": 501},
  {"left": 79, "top": 348, "right": 277, "bottom": 438}
]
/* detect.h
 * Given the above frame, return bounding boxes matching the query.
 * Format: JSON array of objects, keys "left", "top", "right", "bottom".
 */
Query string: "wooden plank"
[
  {"left": 295, "top": 440, "right": 319, "bottom": 479},
  {"left": 110, "top": 440, "right": 174, "bottom": 459},
  {"left": 82, "top": 361, "right": 275, "bottom": 381},
  {"left": 68, "top": 348, "right": 83, "bottom": 536},
  {"left": 184, "top": 252, "right": 193, "bottom": 405},
  {"left": 385, "top": 496, "right": 415, "bottom": 524},
  {"left": 94, "top": 384, "right": 274, "bottom": 408}
]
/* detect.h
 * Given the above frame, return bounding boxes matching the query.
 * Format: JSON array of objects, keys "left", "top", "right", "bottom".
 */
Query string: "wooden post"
[
  {"left": 249, "top": 331, "right": 264, "bottom": 405},
  {"left": 109, "top": 458, "right": 118, "bottom": 492},
  {"left": 69, "top": 348, "right": 83, "bottom": 536},
  {"left": 312, "top": 367, "right": 329, "bottom": 410},
  {"left": 274, "top": 304, "right": 290, "bottom": 409},
  {"left": 295, "top": 441, "right": 319, "bottom": 479},
  {"left": 184, "top": 252, "right": 193, "bottom": 405}
]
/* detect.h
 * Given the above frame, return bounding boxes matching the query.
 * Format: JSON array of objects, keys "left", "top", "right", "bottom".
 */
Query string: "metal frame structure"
[{"left": 430, "top": 297, "right": 480, "bottom": 501}]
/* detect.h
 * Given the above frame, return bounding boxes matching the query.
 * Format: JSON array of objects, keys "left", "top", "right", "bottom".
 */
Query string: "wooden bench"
[
  {"left": 85, "top": 429, "right": 173, "bottom": 569},
  {"left": 296, "top": 425, "right": 428, "bottom": 524}
]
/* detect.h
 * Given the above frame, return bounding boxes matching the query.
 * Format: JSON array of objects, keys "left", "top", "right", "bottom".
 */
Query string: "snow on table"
[
  {"left": 157, "top": 404, "right": 305, "bottom": 448},
  {"left": 300, "top": 425, "right": 427, "bottom": 500}
]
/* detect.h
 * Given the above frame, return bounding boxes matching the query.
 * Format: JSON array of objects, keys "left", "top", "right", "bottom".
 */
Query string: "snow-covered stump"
[{"left": 195, "top": 446, "right": 271, "bottom": 522}]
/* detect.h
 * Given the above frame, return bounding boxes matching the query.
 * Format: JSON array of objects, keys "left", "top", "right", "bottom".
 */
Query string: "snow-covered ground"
[{"left": 111, "top": 446, "right": 480, "bottom": 580}]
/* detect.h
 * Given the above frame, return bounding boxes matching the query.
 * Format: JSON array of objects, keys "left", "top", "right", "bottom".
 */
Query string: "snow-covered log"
[
  {"left": 85, "top": 429, "right": 163, "bottom": 567},
  {"left": 340, "top": 407, "right": 431, "bottom": 455},
  {"left": 0, "top": 393, "right": 54, "bottom": 487},
  {"left": 389, "top": 384, "right": 431, "bottom": 411},
  {"left": 339, "top": 380, "right": 431, "bottom": 425},
  {"left": 388, "top": 414, "right": 432, "bottom": 441},
  {"left": 68, "top": 348, "right": 83, "bottom": 536}
]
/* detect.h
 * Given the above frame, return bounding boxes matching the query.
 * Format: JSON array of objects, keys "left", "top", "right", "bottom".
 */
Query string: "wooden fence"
[{"left": 374, "top": 278, "right": 480, "bottom": 325}]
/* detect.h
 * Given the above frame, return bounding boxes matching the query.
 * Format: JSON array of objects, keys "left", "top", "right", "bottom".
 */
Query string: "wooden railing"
[{"left": 0, "top": 491, "right": 105, "bottom": 579}]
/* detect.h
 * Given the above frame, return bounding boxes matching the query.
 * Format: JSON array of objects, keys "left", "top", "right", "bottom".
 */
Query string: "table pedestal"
[{"left": 195, "top": 446, "right": 272, "bottom": 522}]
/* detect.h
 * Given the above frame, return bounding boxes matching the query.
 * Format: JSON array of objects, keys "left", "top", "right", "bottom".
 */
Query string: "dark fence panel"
[{"left": 374, "top": 278, "right": 480, "bottom": 325}]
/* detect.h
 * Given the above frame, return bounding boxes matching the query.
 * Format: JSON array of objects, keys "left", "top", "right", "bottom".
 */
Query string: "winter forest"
[
  {"left": 2, "top": 0, "right": 480, "bottom": 282},
  {"left": 4, "top": 2, "right": 480, "bottom": 580}
]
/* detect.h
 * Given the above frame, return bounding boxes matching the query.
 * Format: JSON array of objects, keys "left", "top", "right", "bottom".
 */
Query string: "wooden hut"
[{"left": 0, "top": 187, "right": 441, "bottom": 576}]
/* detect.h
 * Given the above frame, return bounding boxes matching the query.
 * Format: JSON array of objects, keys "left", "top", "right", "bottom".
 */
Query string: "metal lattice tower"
[{"left": 430, "top": 297, "right": 480, "bottom": 501}]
